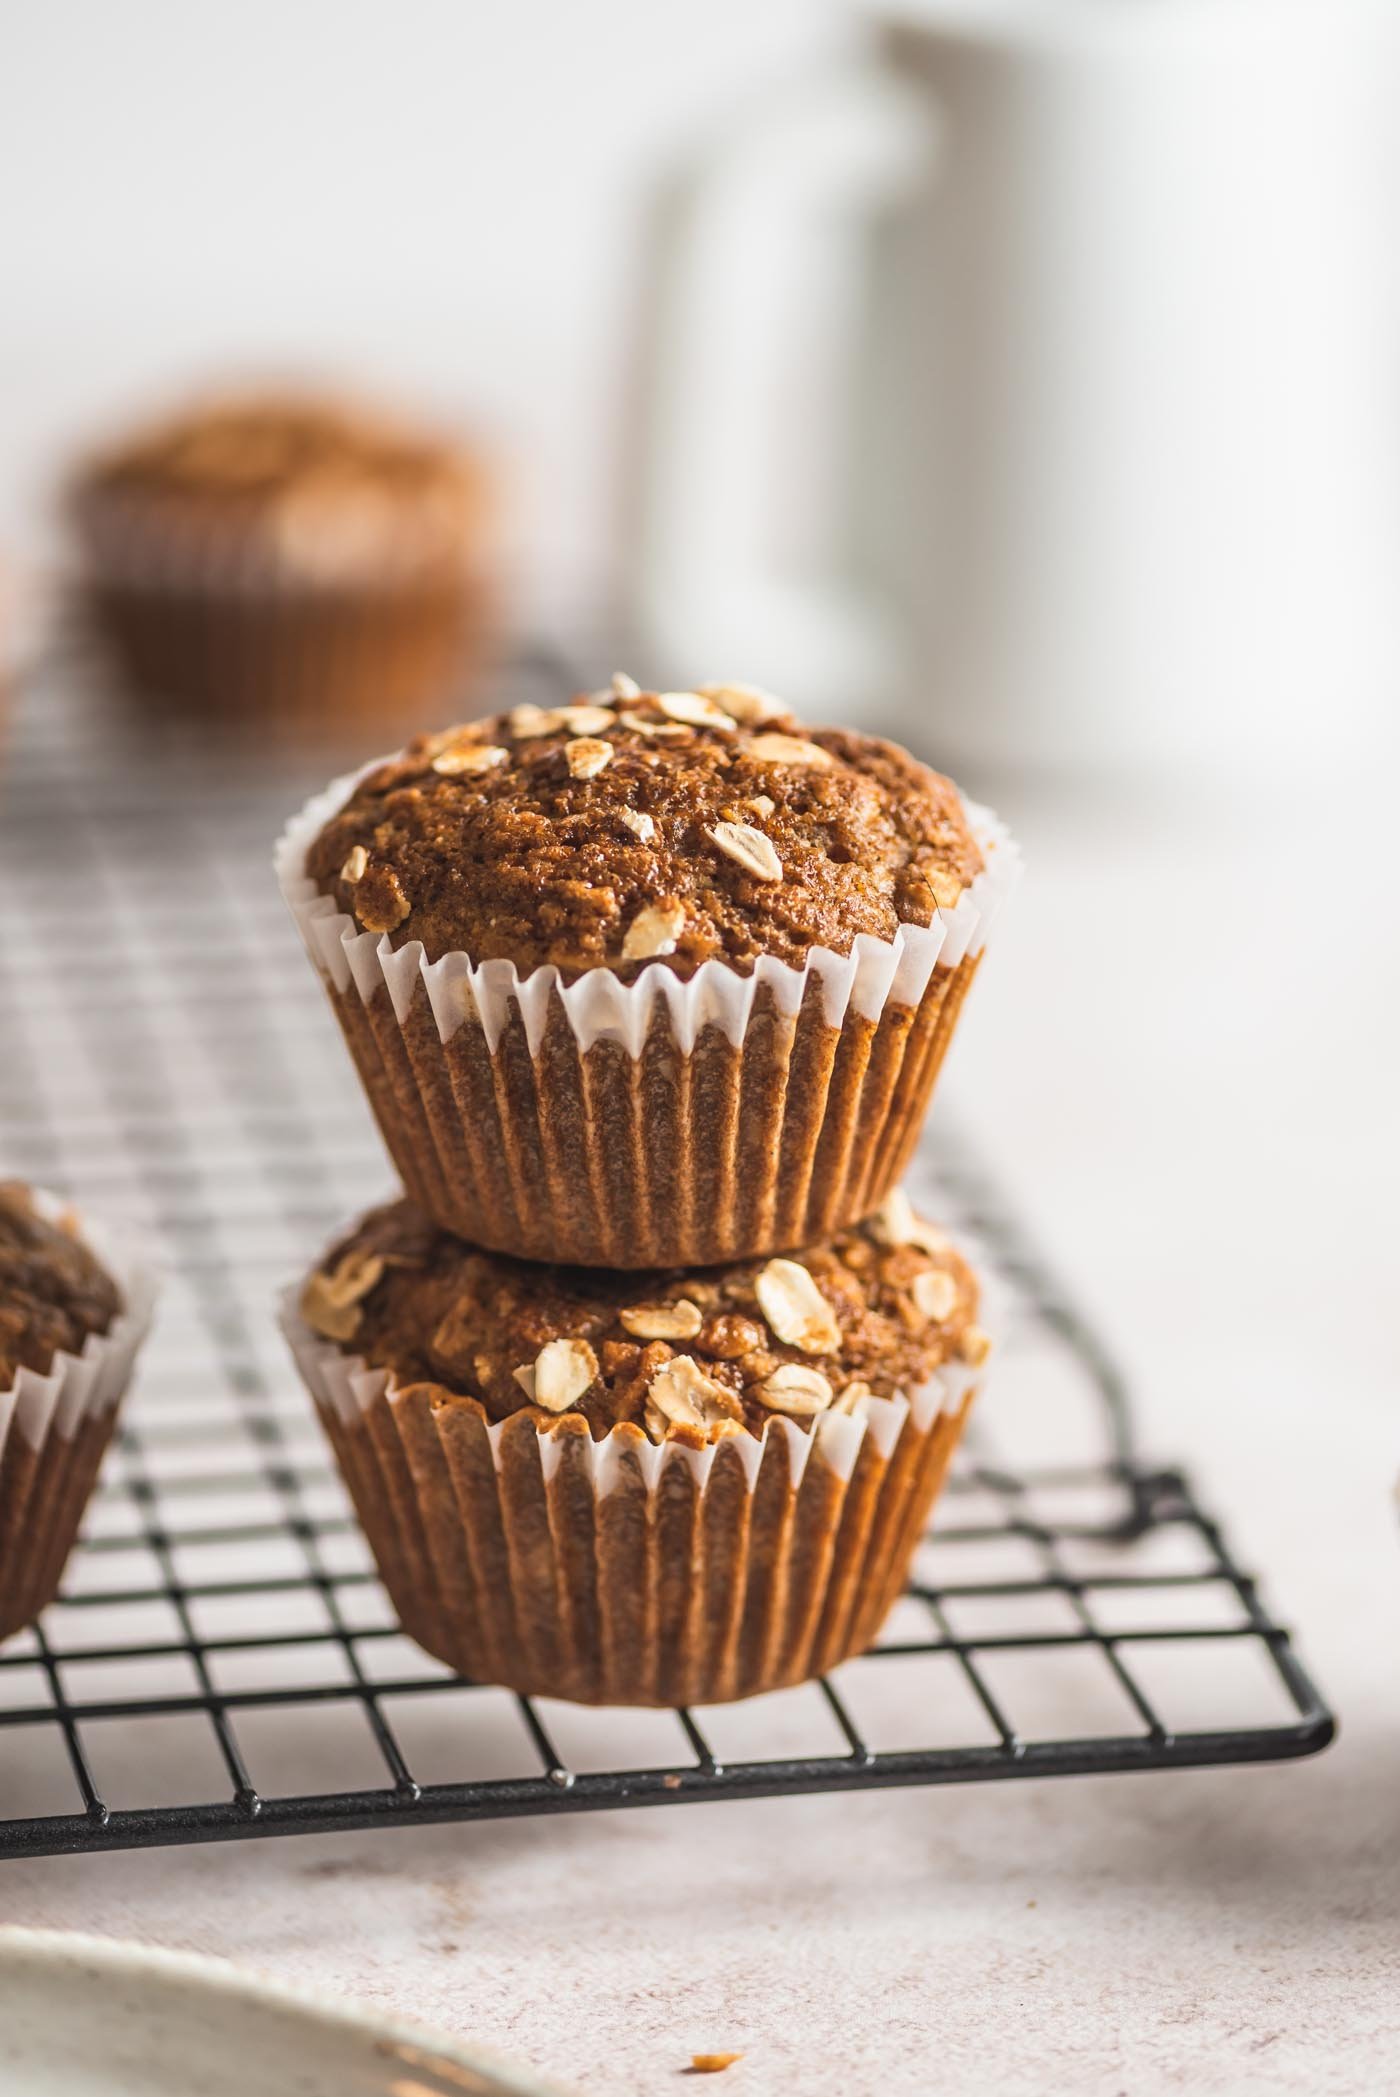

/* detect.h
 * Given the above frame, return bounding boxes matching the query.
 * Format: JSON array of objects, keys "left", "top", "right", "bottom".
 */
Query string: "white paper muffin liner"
[
  {"left": 0, "top": 1194, "right": 159, "bottom": 1642},
  {"left": 278, "top": 771, "right": 1017, "bottom": 1049},
  {"left": 275, "top": 764, "right": 1020, "bottom": 1266},
  {"left": 282, "top": 1289, "right": 983, "bottom": 1706}
]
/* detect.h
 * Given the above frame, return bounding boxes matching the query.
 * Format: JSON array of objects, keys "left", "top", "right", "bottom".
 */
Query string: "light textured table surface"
[{"left": 7, "top": 767, "right": 1397, "bottom": 2096}]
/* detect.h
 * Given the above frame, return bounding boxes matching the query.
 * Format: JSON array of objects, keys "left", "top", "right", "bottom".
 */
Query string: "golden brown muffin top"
[
  {"left": 298, "top": 1192, "right": 989, "bottom": 1445},
  {"left": 0, "top": 1184, "right": 122, "bottom": 1388},
  {"left": 305, "top": 680, "right": 983, "bottom": 977},
  {"left": 72, "top": 389, "right": 484, "bottom": 577}
]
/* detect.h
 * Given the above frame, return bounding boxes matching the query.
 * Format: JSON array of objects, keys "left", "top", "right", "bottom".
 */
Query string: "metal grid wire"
[{"left": 0, "top": 662, "right": 1332, "bottom": 1862}]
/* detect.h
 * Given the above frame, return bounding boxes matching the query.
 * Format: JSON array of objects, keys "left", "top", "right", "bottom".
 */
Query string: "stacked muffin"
[{"left": 277, "top": 679, "right": 1017, "bottom": 1704}]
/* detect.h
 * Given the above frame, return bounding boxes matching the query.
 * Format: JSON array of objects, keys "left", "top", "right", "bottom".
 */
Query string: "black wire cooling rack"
[{"left": 0, "top": 657, "right": 1333, "bottom": 1862}]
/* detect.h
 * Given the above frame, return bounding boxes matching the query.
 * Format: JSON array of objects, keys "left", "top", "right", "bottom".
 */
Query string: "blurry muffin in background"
[{"left": 65, "top": 389, "right": 497, "bottom": 751}]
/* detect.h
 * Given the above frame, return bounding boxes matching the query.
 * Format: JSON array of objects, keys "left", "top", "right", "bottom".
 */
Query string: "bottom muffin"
[
  {"left": 0, "top": 1185, "right": 158, "bottom": 1643},
  {"left": 283, "top": 1191, "right": 990, "bottom": 1706}
]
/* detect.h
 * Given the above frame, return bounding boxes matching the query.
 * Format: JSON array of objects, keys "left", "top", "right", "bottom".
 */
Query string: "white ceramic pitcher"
[{"left": 629, "top": 0, "right": 1396, "bottom": 774}]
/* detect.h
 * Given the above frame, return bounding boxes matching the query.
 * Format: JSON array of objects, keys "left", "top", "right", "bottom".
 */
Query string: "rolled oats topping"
[
  {"left": 755, "top": 1259, "right": 840, "bottom": 1354},
  {"left": 508, "top": 702, "right": 616, "bottom": 740},
  {"left": 610, "top": 671, "right": 642, "bottom": 699},
  {"left": 339, "top": 844, "right": 368, "bottom": 883},
  {"left": 431, "top": 743, "right": 508, "bottom": 776},
  {"left": 707, "top": 821, "right": 783, "bottom": 884},
  {"left": 621, "top": 900, "right": 686, "bottom": 961},
  {"left": 519, "top": 1336, "right": 599, "bottom": 1412},
  {"left": 870, "top": 1188, "right": 952, "bottom": 1255},
  {"left": 307, "top": 1195, "right": 981, "bottom": 1446},
  {"left": 756, "top": 1364, "right": 834, "bottom": 1416},
  {"left": 308, "top": 683, "right": 982, "bottom": 977},
  {"left": 616, "top": 710, "right": 691, "bottom": 739},
  {"left": 656, "top": 690, "right": 738, "bottom": 732},
  {"left": 698, "top": 682, "right": 784, "bottom": 726},
  {"left": 299, "top": 1248, "right": 386, "bottom": 1342},
  {"left": 619, "top": 1298, "right": 704, "bottom": 1340},
  {"left": 647, "top": 1354, "right": 743, "bottom": 1436},
  {"left": 746, "top": 732, "right": 832, "bottom": 768},
  {"left": 558, "top": 704, "right": 616, "bottom": 736},
  {"left": 565, "top": 736, "right": 613, "bottom": 779},
  {"left": 912, "top": 1268, "right": 959, "bottom": 1323}
]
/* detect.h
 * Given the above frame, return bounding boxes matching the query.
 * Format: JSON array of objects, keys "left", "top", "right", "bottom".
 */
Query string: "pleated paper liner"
[
  {"left": 68, "top": 481, "right": 494, "bottom": 751},
  {"left": 284, "top": 1298, "right": 981, "bottom": 1707},
  {"left": 0, "top": 1198, "right": 159, "bottom": 1645},
  {"left": 276, "top": 777, "right": 1019, "bottom": 1267}
]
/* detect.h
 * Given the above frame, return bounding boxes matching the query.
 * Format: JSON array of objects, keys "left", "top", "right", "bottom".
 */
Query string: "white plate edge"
[{"left": 0, "top": 1926, "right": 572, "bottom": 2097}]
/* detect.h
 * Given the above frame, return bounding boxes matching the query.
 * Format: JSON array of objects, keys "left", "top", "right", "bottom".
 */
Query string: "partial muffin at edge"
[
  {"left": 0, "top": 1181, "right": 123, "bottom": 1387},
  {"left": 0, "top": 1184, "right": 154, "bottom": 1647}
]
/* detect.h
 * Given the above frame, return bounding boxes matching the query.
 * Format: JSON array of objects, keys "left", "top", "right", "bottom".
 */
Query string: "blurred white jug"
[{"left": 629, "top": 0, "right": 1396, "bottom": 773}]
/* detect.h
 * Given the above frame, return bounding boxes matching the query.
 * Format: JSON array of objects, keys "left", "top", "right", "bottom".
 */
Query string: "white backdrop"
[{"left": 0, "top": 0, "right": 842, "bottom": 636}]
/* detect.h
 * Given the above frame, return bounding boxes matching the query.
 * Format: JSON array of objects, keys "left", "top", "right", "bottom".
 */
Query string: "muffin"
[
  {"left": 282, "top": 1188, "right": 989, "bottom": 1706},
  {"left": 0, "top": 1185, "right": 157, "bottom": 1643},
  {"left": 276, "top": 679, "right": 1018, "bottom": 1267},
  {"left": 67, "top": 389, "right": 495, "bottom": 747}
]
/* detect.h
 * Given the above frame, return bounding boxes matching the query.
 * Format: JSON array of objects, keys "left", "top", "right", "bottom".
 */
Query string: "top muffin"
[
  {"left": 71, "top": 390, "right": 485, "bottom": 586},
  {"left": 305, "top": 678, "right": 984, "bottom": 978},
  {"left": 0, "top": 1184, "right": 123, "bottom": 1388}
]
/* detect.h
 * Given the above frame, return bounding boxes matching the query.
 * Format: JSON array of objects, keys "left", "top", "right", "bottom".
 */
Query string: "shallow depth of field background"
[
  {"left": 0, "top": 1, "right": 840, "bottom": 643},
  {"left": 0, "top": 7, "right": 1397, "bottom": 2087},
  {"left": 2, "top": 0, "right": 1397, "bottom": 783}
]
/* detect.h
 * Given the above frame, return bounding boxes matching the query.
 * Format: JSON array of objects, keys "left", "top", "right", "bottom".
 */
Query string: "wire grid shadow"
[{"left": 0, "top": 664, "right": 1333, "bottom": 1860}]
